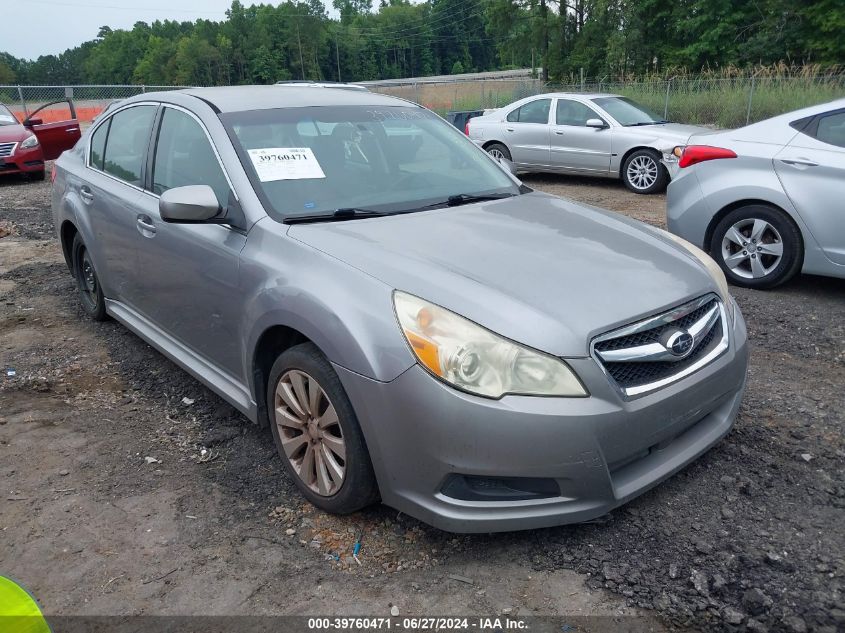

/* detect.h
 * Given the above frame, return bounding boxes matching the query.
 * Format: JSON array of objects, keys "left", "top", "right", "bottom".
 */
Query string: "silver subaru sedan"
[
  {"left": 53, "top": 86, "right": 748, "bottom": 532},
  {"left": 467, "top": 93, "right": 709, "bottom": 194}
]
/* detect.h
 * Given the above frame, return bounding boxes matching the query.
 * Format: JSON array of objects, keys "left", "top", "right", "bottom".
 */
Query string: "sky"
[{"left": 3, "top": 0, "right": 341, "bottom": 60}]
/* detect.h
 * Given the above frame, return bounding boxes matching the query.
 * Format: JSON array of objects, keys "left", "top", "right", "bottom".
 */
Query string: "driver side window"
[
  {"left": 506, "top": 99, "right": 551, "bottom": 124},
  {"left": 556, "top": 100, "right": 601, "bottom": 127}
]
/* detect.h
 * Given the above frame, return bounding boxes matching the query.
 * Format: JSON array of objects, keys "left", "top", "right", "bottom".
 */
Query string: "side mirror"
[
  {"left": 23, "top": 117, "right": 43, "bottom": 127},
  {"left": 586, "top": 118, "right": 607, "bottom": 129},
  {"left": 159, "top": 185, "right": 221, "bottom": 223}
]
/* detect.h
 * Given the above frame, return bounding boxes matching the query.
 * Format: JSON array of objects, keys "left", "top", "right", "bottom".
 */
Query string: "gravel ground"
[{"left": 1, "top": 167, "right": 843, "bottom": 632}]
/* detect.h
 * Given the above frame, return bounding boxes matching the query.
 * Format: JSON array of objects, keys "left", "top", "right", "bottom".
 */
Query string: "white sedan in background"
[{"left": 466, "top": 93, "right": 708, "bottom": 194}]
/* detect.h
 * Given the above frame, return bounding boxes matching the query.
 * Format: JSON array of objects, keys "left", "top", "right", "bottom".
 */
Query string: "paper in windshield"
[{"left": 247, "top": 147, "right": 326, "bottom": 182}]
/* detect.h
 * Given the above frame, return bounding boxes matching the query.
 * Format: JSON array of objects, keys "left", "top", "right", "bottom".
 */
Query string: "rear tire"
[
  {"left": 71, "top": 234, "right": 107, "bottom": 321},
  {"left": 709, "top": 204, "right": 803, "bottom": 289},
  {"left": 485, "top": 142, "right": 512, "bottom": 162},
  {"left": 622, "top": 149, "right": 668, "bottom": 194},
  {"left": 266, "top": 343, "right": 379, "bottom": 514}
]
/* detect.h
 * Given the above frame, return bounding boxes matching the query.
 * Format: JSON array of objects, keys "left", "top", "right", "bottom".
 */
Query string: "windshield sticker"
[
  {"left": 247, "top": 147, "right": 326, "bottom": 182},
  {"left": 0, "top": 114, "right": 16, "bottom": 123}
]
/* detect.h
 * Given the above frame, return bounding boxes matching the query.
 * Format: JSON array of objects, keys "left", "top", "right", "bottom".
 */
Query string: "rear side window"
[
  {"left": 152, "top": 108, "right": 230, "bottom": 207},
  {"left": 102, "top": 105, "right": 156, "bottom": 186},
  {"left": 506, "top": 99, "right": 551, "bottom": 124},
  {"left": 814, "top": 111, "right": 845, "bottom": 148},
  {"left": 89, "top": 119, "right": 109, "bottom": 170}
]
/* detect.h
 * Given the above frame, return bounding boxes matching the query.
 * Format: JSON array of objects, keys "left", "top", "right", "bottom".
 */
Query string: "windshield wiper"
[
  {"left": 625, "top": 120, "right": 669, "bottom": 127},
  {"left": 446, "top": 192, "right": 516, "bottom": 206},
  {"left": 284, "top": 207, "right": 389, "bottom": 225}
]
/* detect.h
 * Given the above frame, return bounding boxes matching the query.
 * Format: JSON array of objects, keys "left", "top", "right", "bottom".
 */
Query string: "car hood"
[
  {"left": 287, "top": 192, "right": 718, "bottom": 357},
  {"left": 0, "top": 123, "right": 28, "bottom": 143},
  {"left": 625, "top": 122, "right": 713, "bottom": 147}
]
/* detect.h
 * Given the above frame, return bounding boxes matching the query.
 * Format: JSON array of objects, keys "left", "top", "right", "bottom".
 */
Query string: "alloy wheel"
[
  {"left": 487, "top": 147, "right": 506, "bottom": 160},
  {"left": 79, "top": 249, "right": 98, "bottom": 307},
  {"left": 626, "top": 155, "right": 658, "bottom": 190},
  {"left": 721, "top": 218, "right": 784, "bottom": 279},
  {"left": 274, "top": 369, "right": 346, "bottom": 496}
]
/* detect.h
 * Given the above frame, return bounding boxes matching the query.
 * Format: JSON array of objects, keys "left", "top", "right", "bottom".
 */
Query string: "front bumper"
[
  {"left": 337, "top": 302, "right": 748, "bottom": 533},
  {"left": 0, "top": 145, "right": 45, "bottom": 176}
]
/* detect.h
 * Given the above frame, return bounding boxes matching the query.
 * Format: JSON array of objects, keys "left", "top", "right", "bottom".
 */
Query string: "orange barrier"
[{"left": 9, "top": 106, "right": 105, "bottom": 124}]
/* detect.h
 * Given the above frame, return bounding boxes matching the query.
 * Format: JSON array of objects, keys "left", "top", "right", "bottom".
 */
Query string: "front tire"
[
  {"left": 622, "top": 149, "right": 668, "bottom": 194},
  {"left": 709, "top": 204, "right": 803, "bottom": 289},
  {"left": 71, "top": 234, "right": 107, "bottom": 320},
  {"left": 266, "top": 343, "right": 379, "bottom": 514}
]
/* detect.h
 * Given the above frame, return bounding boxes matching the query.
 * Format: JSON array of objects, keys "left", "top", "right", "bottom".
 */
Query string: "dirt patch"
[{"left": 1, "top": 165, "right": 842, "bottom": 632}]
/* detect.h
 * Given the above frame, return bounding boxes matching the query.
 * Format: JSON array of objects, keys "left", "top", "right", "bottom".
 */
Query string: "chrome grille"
[
  {"left": 0, "top": 142, "right": 17, "bottom": 158},
  {"left": 592, "top": 295, "right": 729, "bottom": 398}
]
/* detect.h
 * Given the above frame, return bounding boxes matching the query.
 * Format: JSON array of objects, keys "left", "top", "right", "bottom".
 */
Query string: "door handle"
[
  {"left": 506, "top": 127, "right": 514, "bottom": 132},
  {"left": 66, "top": 128, "right": 80, "bottom": 134},
  {"left": 80, "top": 185, "right": 94, "bottom": 204},
  {"left": 136, "top": 215, "right": 156, "bottom": 237},
  {"left": 779, "top": 157, "right": 818, "bottom": 168},
  {"left": 554, "top": 130, "right": 565, "bottom": 135}
]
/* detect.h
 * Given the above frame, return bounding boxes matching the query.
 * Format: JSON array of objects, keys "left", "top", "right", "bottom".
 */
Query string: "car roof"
[
  {"left": 145, "top": 85, "right": 409, "bottom": 113},
  {"left": 534, "top": 92, "right": 622, "bottom": 99}
]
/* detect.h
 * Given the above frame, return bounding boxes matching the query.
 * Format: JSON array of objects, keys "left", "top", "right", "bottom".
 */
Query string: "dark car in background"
[{"left": 0, "top": 100, "right": 82, "bottom": 180}]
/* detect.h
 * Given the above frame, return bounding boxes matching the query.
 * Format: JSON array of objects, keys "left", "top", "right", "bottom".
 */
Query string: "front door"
[
  {"left": 774, "top": 108, "right": 845, "bottom": 265},
  {"left": 133, "top": 106, "right": 247, "bottom": 378},
  {"left": 25, "top": 100, "right": 82, "bottom": 160},
  {"left": 549, "top": 98, "right": 612, "bottom": 173}
]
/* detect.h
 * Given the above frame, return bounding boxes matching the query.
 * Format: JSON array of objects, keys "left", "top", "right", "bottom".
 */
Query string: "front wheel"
[
  {"left": 622, "top": 149, "right": 668, "bottom": 194},
  {"left": 709, "top": 205, "right": 803, "bottom": 289},
  {"left": 266, "top": 343, "right": 379, "bottom": 514}
]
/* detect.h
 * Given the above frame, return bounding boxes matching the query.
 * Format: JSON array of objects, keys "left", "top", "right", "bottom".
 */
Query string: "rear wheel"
[
  {"left": 267, "top": 343, "right": 379, "bottom": 514},
  {"left": 485, "top": 142, "right": 512, "bottom": 162},
  {"left": 71, "top": 234, "right": 107, "bottom": 320},
  {"left": 622, "top": 149, "right": 668, "bottom": 194},
  {"left": 709, "top": 204, "right": 803, "bottom": 289}
]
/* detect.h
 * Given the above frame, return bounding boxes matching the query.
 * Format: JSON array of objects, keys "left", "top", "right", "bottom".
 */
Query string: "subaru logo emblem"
[{"left": 664, "top": 329, "right": 694, "bottom": 358}]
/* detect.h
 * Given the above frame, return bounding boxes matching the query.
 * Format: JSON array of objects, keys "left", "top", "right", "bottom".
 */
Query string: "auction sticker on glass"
[{"left": 247, "top": 147, "right": 326, "bottom": 181}]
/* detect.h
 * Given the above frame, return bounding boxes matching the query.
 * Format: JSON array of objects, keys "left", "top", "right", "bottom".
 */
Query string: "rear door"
[
  {"left": 503, "top": 98, "right": 552, "bottom": 167},
  {"left": 549, "top": 98, "right": 612, "bottom": 173},
  {"left": 774, "top": 108, "right": 845, "bottom": 265},
  {"left": 82, "top": 103, "right": 158, "bottom": 304},
  {"left": 25, "top": 100, "right": 82, "bottom": 160}
]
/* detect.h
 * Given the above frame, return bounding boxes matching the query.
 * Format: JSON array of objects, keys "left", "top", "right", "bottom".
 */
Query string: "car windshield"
[
  {"left": 221, "top": 105, "right": 520, "bottom": 221},
  {"left": 592, "top": 96, "right": 667, "bottom": 126},
  {"left": 0, "top": 104, "right": 18, "bottom": 126}
]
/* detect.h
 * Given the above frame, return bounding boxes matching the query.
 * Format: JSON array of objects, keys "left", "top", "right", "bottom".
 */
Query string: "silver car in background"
[
  {"left": 667, "top": 99, "right": 845, "bottom": 288},
  {"left": 467, "top": 93, "right": 709, "bottom": 194},
  {"left": 52, "top": 86, "right": 748, "bottom": 532}
]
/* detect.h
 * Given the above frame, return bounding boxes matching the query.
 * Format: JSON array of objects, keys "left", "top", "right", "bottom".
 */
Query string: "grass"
[{"left": 372, "top": 65, "right": 845, "bottom": 128}]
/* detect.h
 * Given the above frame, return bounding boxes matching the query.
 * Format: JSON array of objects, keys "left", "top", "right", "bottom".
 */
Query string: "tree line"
[{"left": 0, "top": 0, "right": 842, "bottom": 86}]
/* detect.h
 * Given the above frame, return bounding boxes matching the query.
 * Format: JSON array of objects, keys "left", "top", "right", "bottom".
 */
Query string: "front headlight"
[
  {"left": 657, "top": 228, "right": 735, "bottom": 320},
  {"left": 20, "top": 134, "right": 39, "bottom": 150},
  {"left": 393, "top": 291, "right": 587, "bottom": 399}
]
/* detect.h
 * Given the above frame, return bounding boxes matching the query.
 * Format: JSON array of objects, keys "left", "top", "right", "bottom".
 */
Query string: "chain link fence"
[
  {"left": 2, "top": 75, "right": 843, "bottom": 129},
  {"left": 368, "top": 73, "right": 845, "bottom": 128},
  {"left": 0, "top": 85, "right": 189, "bottom": 126}
]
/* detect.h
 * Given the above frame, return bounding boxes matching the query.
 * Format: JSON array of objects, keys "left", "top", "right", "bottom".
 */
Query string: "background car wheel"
[
  {"left": 71, "top": 233, "right": 107, "bottom": 320},
  {"left": 266, "top": 342, "right": 379, "bottom": 514},
  {"left": 485, "top": 142, "right": 512, "bottom": 162},
  {"left": 30, "top": 170, "right": 46, "bottom": 182},
  {"left": 622, "top": 149, "right": 668, "bottom": 194},
  {"left": 709, "top": 204, "right": 803, "bottom": 289}
]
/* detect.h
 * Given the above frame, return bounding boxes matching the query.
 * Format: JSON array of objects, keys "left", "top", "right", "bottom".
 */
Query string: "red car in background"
[{"left": 0, "top": 99, "right": 81, "bottom": 180}]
